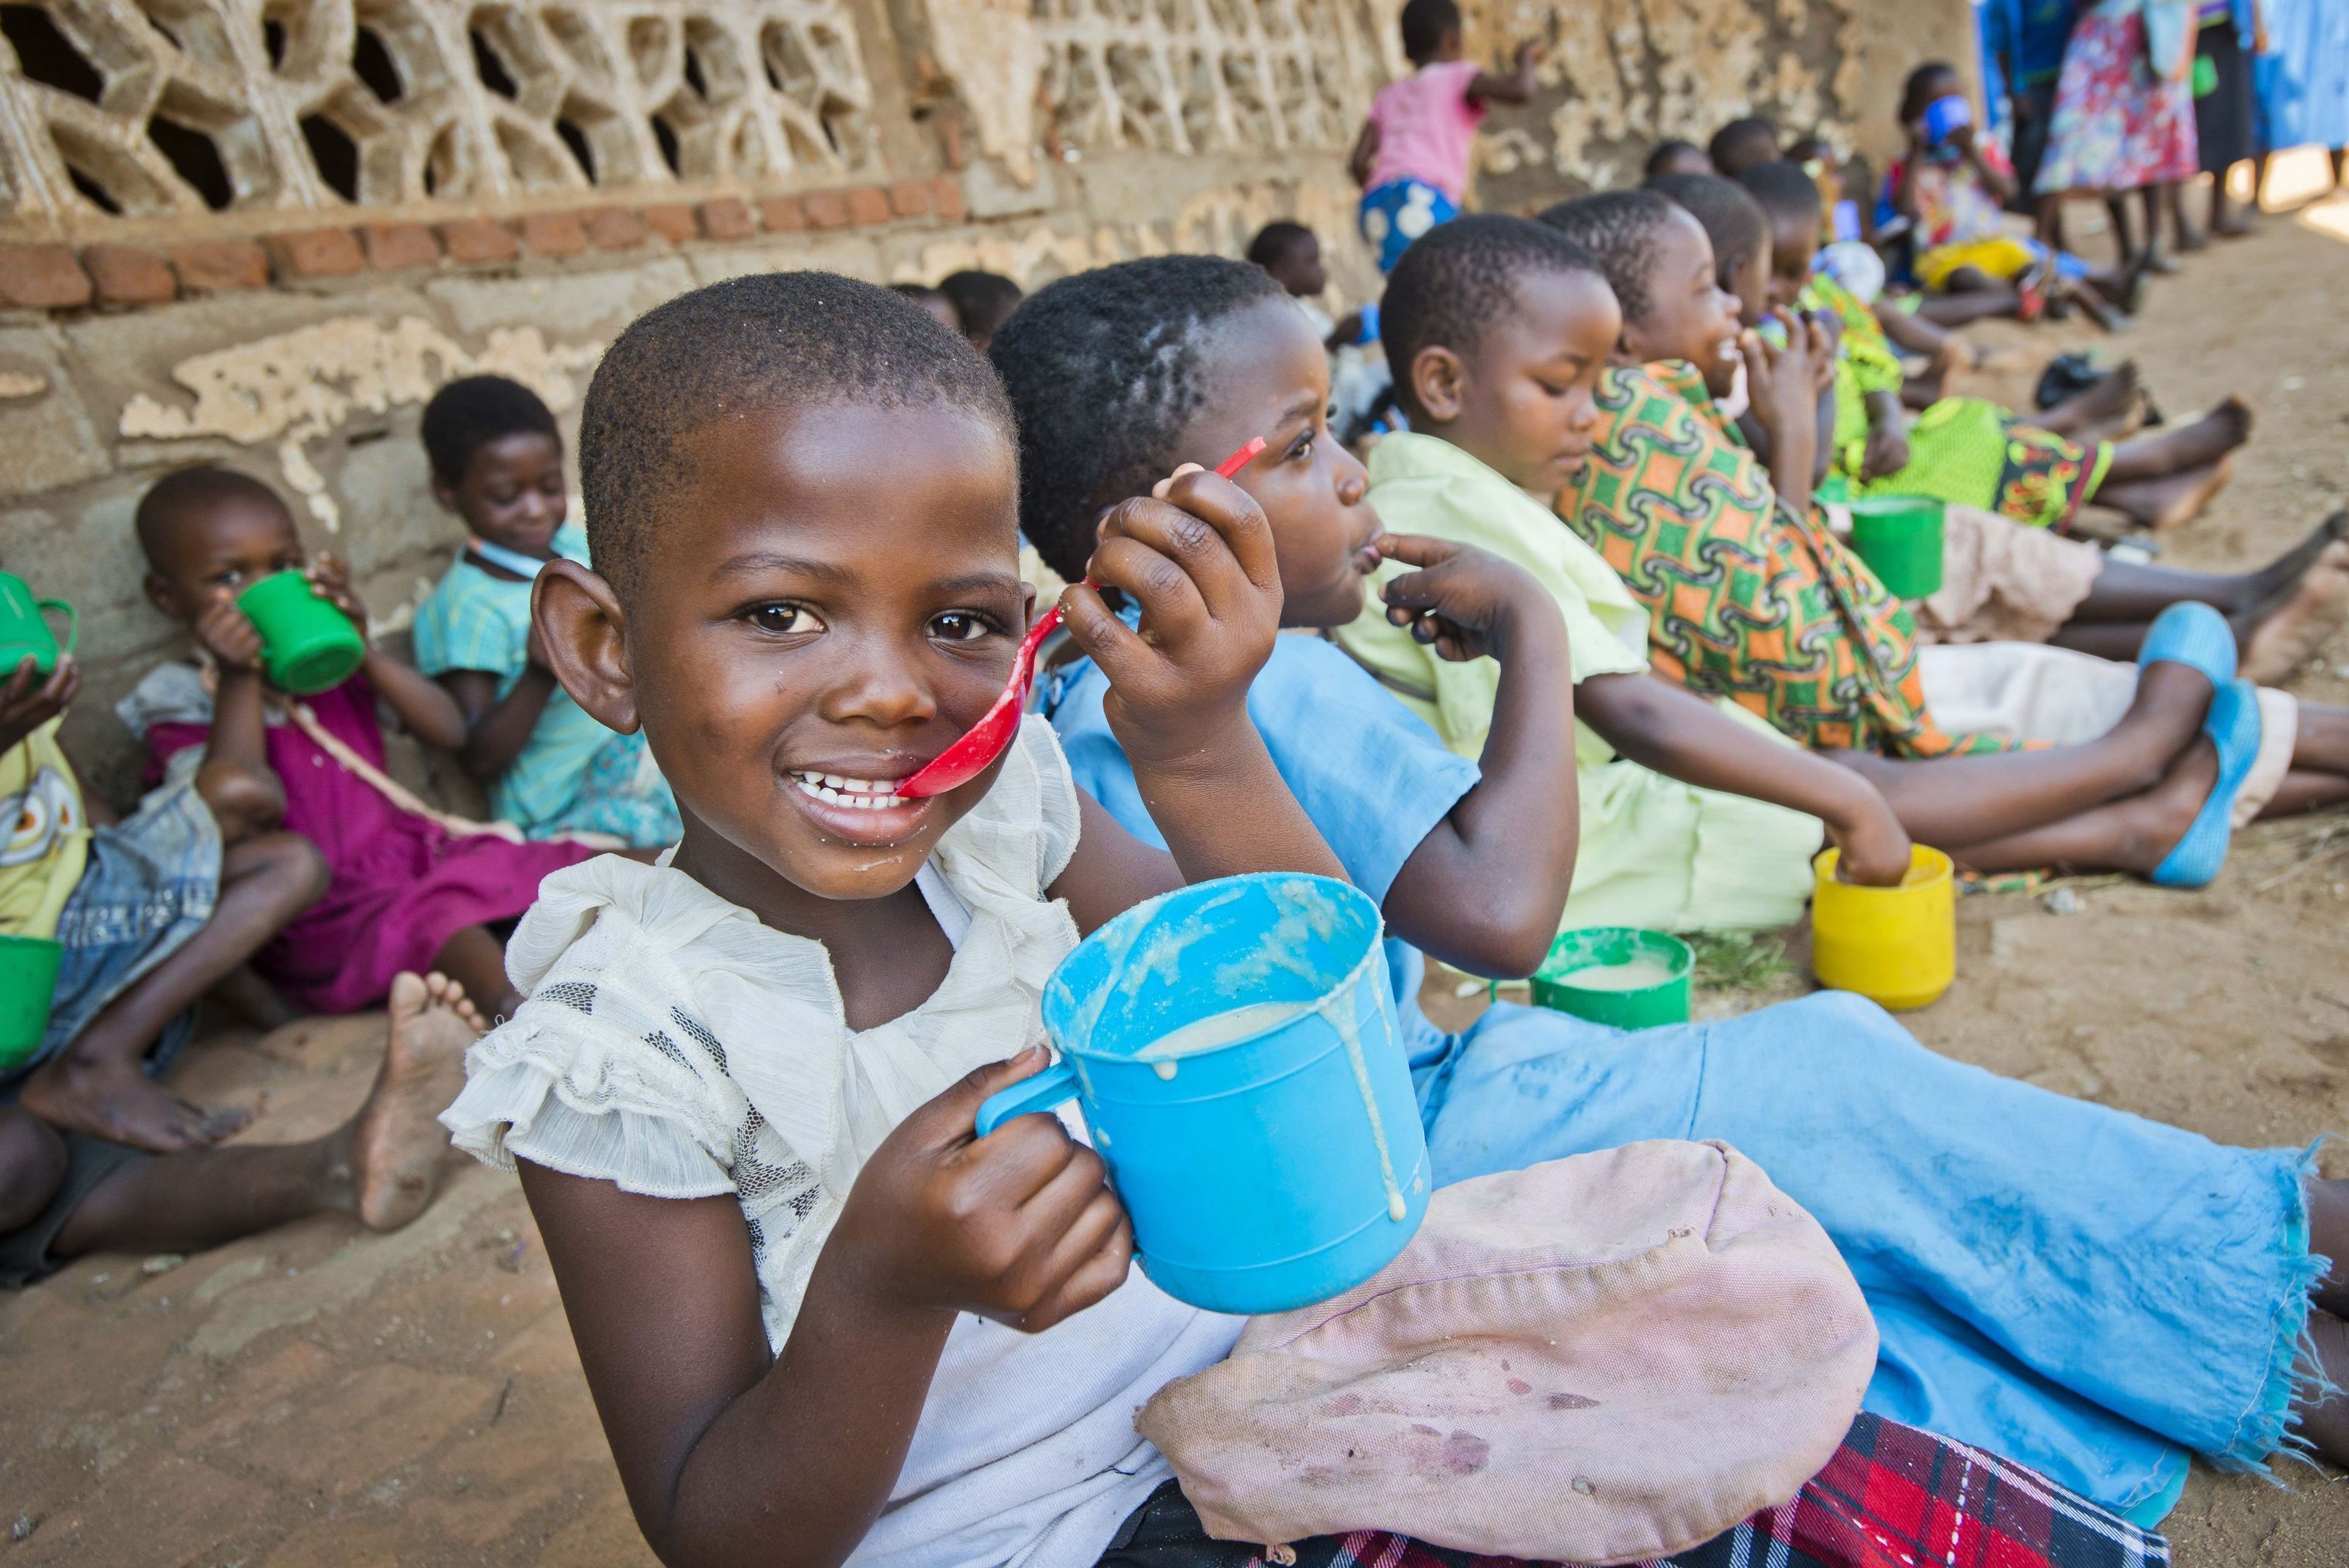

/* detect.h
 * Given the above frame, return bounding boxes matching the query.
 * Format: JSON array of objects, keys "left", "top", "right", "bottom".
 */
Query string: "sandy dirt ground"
[{"left": 4, "top": 160, "right": 2348, "bottom": 1565}]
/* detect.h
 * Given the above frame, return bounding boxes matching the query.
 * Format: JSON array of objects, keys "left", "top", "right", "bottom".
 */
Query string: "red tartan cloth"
[{"left": 1248, "top": 1416, "right": 2170, "bottom": 1568}]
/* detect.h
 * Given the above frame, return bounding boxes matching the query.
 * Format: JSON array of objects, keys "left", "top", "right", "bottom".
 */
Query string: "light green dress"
[{"left": 1337, "top": 433, "right": 1821, "bottom": 936}]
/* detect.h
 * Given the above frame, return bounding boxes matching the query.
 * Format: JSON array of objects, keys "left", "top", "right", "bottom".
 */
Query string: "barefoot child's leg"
[
  {"left": 33, "top": 973, "right": 480, "bottom": 1266},
  {"left": 20, "top": 832, "right": 327, "bottom": 1153},
  {"left": 2092, "top": 455, "right": 2237, "bottom": 531},
  {"left": 2096, "top": 397, "right": 2255, "bottom": 483}
]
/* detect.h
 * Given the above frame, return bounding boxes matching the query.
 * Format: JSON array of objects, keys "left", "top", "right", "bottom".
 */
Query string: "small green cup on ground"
[
  {"left": 1845, "top": 495, "right": 1946, "bottom": 601},
  {"left": 0, "top": 933, "right": 63, "bottom": 1073},
  {"left": 1529, "top": 927, "right": 1695, "bottom": 1029},
  {"left": 237, "top": 572, "right": 367, "bottom": 695}
]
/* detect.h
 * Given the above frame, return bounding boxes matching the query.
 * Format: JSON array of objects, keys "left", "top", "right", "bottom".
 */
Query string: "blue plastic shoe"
[
  {"left": 2134, "top": 600, "right": 2236, "bottom": 687},
  {"left": 2150, "top": 678, "right": 2262, "bottom": 889}
]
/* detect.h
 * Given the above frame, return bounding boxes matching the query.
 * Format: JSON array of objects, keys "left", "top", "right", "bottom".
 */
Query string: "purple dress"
[{"left": 145, "top": 674, "right": 593, "bottom": 1014}]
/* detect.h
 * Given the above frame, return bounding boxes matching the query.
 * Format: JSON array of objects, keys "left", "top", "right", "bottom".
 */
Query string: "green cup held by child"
[
  {"left": 1531, "top": 928, "right": 1694, "bottom": 1028},
  {"left": 0, "top": 571, "right": 76, "bottom": 676},
  {"left": 0, "top": 932, "right": 64, "bottom": 1071},
  {"left": 237, "top": 571, "right": 367, "bottom": 695},
  {"left": 1844, "top": 496, "right": 1945, "bottom": 601}
]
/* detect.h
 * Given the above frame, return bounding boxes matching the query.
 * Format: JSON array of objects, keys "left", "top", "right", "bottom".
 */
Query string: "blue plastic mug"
[{"left": 976, "top": 873, "right": 1429, "bottom": 1315}]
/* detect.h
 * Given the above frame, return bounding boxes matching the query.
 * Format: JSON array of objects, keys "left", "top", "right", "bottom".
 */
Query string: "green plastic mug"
[
  {"left": 237, "top": 572, "right": 367, "bottom": 695},
  {"left": 0, "top": 571, "right": 77, "bottom": 677},
  {"left": 1529, "top": 927, "right": 1694, "bottom": 1029},
  {"left": 0, "top": 934, "right": 62, "bottom": 1072},
  {"left": 1845, "top": 495, "right": 1945, "bottom": 601}
]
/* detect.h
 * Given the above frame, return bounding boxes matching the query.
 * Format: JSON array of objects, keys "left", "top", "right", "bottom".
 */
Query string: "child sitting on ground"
[
  {"left": 1347, "top": 213, "right": 2295, "bottom": 896},
  {"left": 412, "top": 376, "right": 681, "bottom": 849},
  {"left": 1675, "top": 167, "right": 2349, "bottom": 676},
  {"left": 1885, "top": 60, "right": 2152, "bottom": 328},
  {"left": 1730, "top": 162, "right": 2248, "bottom": 533},
  {"left": 118, "top": 467, "right": 599, "bottom": 1021},
  {"left": 1537, "top": 195, "right": 2349, "bottom": 870},
  {"left": 1347, "top": 0, "right": 1540, "bottom": 272},
  {"left": 0, "top": 971, "right": 481, "bottom": 1289},
  {"left": 992, "top": 248, "right": 2349, "bottom": 1524},
  {"left": 438, "top": 272, "right": 1373, "bottom": 1568},
  {"left": 1, "top": 625, "right": 319, "bottom": 1151}
]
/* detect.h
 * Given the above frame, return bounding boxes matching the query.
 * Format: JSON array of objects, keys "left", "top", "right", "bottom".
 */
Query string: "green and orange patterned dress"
[
  {"left": 1557, "top": 360, "right": 2009, "bottom": 760},
  {"left": 1804, "top": 273, "right": 2114, "bottom": 531}
]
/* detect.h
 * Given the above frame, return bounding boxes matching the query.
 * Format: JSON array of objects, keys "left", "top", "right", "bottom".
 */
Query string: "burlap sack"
[{"left": 1134, "top": 1140, "right": 1876, "bottom": 1564}]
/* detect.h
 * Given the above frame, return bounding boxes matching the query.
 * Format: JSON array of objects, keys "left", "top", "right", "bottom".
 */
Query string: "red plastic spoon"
[{"left": 897, "top": 436, "right": 1267, "bottom": 799}]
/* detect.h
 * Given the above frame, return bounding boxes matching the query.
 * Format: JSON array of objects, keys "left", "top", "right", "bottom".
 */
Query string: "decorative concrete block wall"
[{"left": 0, "top": 0, "right": 1966, "bottom": 792}]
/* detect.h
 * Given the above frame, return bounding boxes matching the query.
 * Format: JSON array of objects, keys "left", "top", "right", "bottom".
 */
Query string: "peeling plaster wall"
[{"left": 1, "top": 0, "right": 1967, "bottom": 796}]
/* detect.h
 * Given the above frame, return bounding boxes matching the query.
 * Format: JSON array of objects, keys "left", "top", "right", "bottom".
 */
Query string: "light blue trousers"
[{"left": 1411, "top": 992, "right": 2323, "bottom": 1522}]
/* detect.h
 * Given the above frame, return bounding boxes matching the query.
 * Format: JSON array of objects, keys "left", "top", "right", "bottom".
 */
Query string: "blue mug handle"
[{"left": 975, "top": 1061, "right": 1079, "bottom": 1136}]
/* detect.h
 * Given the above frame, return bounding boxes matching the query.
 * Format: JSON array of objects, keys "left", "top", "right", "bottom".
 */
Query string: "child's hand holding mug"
[
  {"left": 1376, "top": 535, "right": 1564, "bottom": 665},
  {"left": 306, "top": 551, "right": 369, "bottom": 637},
  {"left": 193, "top": 595, "right": 267, "bottom": 676},
  {"left": 1063, "top": 463, "right": 1283, "bottom": 768},
  {"left": 829, "top": 1048, "right": 1131, "bottom": 1334}
]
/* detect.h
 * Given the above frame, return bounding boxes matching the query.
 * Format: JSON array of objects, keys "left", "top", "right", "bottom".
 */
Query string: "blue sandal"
[
  {"left": 2150, "top": 678, "right": 2262, "bottom": 889},
  {"left": 2134, "top": 600, "right": 2236, "bottom": 687}
]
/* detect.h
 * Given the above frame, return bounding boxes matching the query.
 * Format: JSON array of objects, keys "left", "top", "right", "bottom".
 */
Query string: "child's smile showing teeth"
[{"left": 791, "top": 771, "right": 912, "bottom": 809}]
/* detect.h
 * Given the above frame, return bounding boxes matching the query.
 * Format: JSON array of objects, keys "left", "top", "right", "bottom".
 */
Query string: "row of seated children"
[
  {"left": 1, "top": 369, "right": 723, "bottom": 1170},
  {"left": 417, "top": 266, "right": 2349, "bottom": 1567},
  {"left": 0, "top": 587, "right": 492, "bottom": 1286}
]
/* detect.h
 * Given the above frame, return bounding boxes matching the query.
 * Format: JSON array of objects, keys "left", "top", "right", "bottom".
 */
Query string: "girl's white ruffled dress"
[{"left": 442, "top": 716, "right": 1241, "bottom": 1568}]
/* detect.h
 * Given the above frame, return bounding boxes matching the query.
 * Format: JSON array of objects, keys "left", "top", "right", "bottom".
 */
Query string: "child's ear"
[
  {"left": 429, "top": 477, "right": 462, "bottom": 517},
  {"left": 1409, "top": 345, "right": 1470, "bottom": 425},
  {"left": 534, "top": 560, "right": 641, "bottom": 735},
  {"left": 143, "top": 571, "right": 184, "bottom": 622}
]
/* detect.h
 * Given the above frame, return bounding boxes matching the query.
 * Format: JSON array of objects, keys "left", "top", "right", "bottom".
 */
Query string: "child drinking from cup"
[
  {"left": 436, "top": 271, "right": 1363, "bottom": 1568},
  {"left": 990, "top": 250, "right": 2349, "bottom": 1518},
  {"left": 119, "top": 466, "right": 598, "bottom": 1021},
  {"left": 412, "top": 375, "right": 682, "bottom": 849},
  {"left": 0, "top": 565, "right": 324, "bottom": 1153}
]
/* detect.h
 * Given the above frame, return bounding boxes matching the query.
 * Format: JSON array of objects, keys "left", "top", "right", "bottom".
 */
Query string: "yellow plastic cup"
[{"left": 1810, "top": 845, "right": 1955, "bottom": 1011}]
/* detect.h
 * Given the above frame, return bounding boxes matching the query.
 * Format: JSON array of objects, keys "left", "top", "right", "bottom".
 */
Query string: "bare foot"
[
  {"left": 2242, "top": 542, "right": 2349, "bottom": 684},
  {"left": 2137, "top": 396, "right": 2254, "bottom": 475},
  {"left": 2098, "top": 454, "right": 2237, "bottom": 531},
  {"left": 2038, "top": 362, "right": 2144, "bottom": 440},
  {"left": 348, "top": 971, "right": 482, "bottom": 1232},
  {"left": 18, "top": 1052, "right": 251, "bottom": 1154}
]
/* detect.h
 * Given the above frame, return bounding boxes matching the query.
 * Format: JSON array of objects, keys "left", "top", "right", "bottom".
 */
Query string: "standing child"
[
  {"left": 1347, "top": 0, "right": 1540, "bottom": 272},
  {"left": 412, "top": 375, "right": 681, "bottom": 849},
  {"left": 119, "top": 467, "right": 597, "bottom": 1021}
]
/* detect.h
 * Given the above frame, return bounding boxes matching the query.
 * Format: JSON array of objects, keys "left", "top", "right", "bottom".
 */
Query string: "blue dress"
[
  {"left": 1041, "top": 633, "right": 2322, "bottom": 1524},
  {"left": 2258, "top": 0, "right": 2349, "bottom": 153}
]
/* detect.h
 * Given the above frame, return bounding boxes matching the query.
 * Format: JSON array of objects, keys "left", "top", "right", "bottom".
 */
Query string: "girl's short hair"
[
  {"left": 987, "top": 255, "right": 1286, "bottom": 585},
  {"left": 420, "top": 375, "right": 560, "bottom": 488},
  {"left": 579, "top": 271, "right": 1014, "bottom": 597}
]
